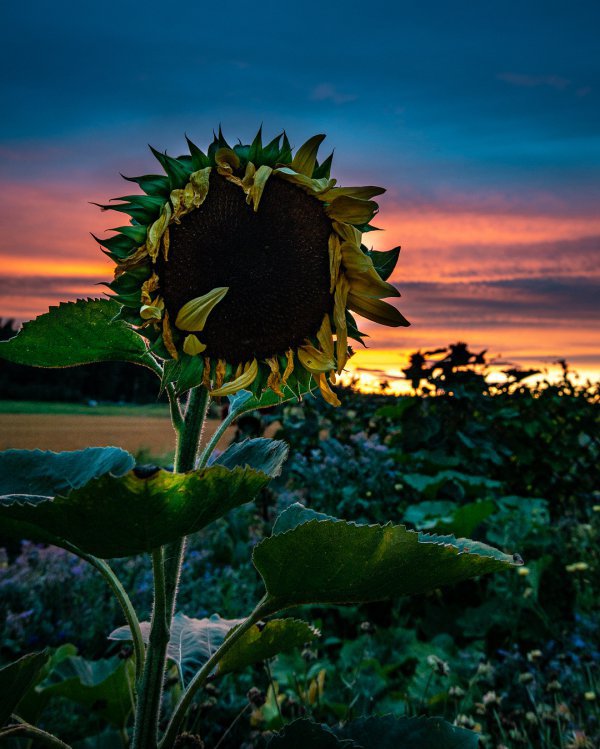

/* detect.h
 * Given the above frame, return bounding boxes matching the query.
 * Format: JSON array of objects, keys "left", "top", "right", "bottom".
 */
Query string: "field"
[{"left": 0, "top": 401, "right": 233, "bottom": 456}]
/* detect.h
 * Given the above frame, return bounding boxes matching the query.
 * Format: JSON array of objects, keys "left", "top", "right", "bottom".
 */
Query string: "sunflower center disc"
[{"left": 159, "top": 172, "right": 333, "bottom": 362}]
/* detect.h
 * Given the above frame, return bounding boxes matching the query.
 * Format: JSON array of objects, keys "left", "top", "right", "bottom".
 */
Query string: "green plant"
[{"left": 0, "top": 130, "right": 520, "bottom": 748}]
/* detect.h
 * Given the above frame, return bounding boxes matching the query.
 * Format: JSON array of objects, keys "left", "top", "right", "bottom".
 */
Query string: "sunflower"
[{"left": 96, "top": 128, "right": 408, "bottom": 405}]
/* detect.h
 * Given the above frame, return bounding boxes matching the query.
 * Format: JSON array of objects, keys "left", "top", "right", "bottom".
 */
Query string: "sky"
[{"left": 0, "top": 0, "right": 598, "bottom": 385}]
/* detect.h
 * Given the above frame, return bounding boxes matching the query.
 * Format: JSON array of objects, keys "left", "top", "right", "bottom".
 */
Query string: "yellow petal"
[
  {"left": 318, "top": 373, "right": 341, "bottom": 407},
  {"left": 211, "top": 359, "right": 259, "bottom": 397},
  {"left": 189, "top": 167, "right": 212, "bottom": 208},
  {"left": 147, "top": 202, "right": 172, "bottom": 262},
  {"left": 275, "top": 167, "right": 334, "bottom": 195},
  {"left": 140, "top": 296, "right": 164, "bottom": 320},
  {"left": 341, "top": 241, "right": 399, "bottom": 298},
  {"left": 163, "top": 312, "right": 179, "bottom": 360},
  {"left": 282, "top": 349, "right": 295, "bottom": 385},
  {"left": 162, "top": 226, "right": 170, "bottom": 261},
  {"left": 202, "top": 357, "right": 211, "bottom": 388},
  {"left": 319, "top": 185, "right": 385, "bottom": 201},
  {"left": 347, "top": 291, "right": 409, "bottom": 327},
  {"left": 291, "top": 134, "right": 326, "bottom": 177},
  {"left": 332, "top": 221, "right": 362, "bottom": 248},
  {"left": 265, "top": 356, "right": 284, "bottom": 397},
  {"left": 241, "top": 162, "right": 256, "bottom": 189},
  {"left": 328, "top": 233, "right": 342, "bottom": 293},
  {"left": 326, "top": 196, "right": 377, "bottom": 225},
  {"left": 334, "top": 277, "right": 350, "bottom": 373},
  {"left": 115, "top": 244, "right": 149, "bottom": 276},
  {"left": 246, "top": 165, "right": 273, "bottom": 211},
  {"left": 316, "top": 315, "right": 335, "bottom": 360},
  {"left": 141, "top": 273, "right": 160, "bottom": 305},
  {"left": 215, "top": 359, "right": 227, "bottom": 388},
  {"left": 183, "top": 334, "right": 206, "bottom": 356},
  {"left": 215, "top": 147, "right": 240, "bottom": 177},
  {"left": 175, "top": 287, "right": 229, "bottom": 331},
  {"left": 298, "top": 344, "right": 335, "bottom": 374}
]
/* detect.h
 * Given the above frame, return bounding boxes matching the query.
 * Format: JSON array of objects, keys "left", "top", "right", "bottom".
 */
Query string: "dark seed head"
[{"left": 159, "top": 172, "right": 333, "bottom": 362}]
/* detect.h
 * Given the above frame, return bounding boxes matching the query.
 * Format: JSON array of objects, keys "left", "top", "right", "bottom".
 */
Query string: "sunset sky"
[{"left": 1, "top": 1, "right": 598, "bottom": 385}]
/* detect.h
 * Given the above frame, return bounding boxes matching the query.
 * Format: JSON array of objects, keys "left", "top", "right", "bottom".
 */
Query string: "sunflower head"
[{"left": 96, "top": 128, "right": 409, "bottom": 405}]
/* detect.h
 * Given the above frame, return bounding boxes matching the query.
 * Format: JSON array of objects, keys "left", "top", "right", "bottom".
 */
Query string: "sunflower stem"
[
  {"left": 131, "top": 386, "right": 210, "bottom": 748},
  {"left": 197, "top": 405, "right": 238, "bottom": 468},
  {"left": 158, "top": 596, "right": 269, "bottom": 749},
  {"left": 132, "top": 547, "right": 169, "bottom": 749}
]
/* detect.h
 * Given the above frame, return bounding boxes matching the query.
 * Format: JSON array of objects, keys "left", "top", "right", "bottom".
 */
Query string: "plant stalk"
[
  {"left": 131, "top": 548, "right": 169, "bottom": 748},
  {"left": 159, "top": 596, "right": 268, "bottom": 749},
  {"left": 0, "top": 721, "right": 71, "bottom": 748},
  {"left": 131, "top": 386, "right": 210, "bottom": 748}
]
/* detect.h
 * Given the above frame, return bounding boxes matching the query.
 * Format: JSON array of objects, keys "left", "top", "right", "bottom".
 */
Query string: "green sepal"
[
  {"left": 248, "top": 125, "right": 263, "bottom": 164},
  {"left": 234, "top": 143, "right": 251, "bottom": 164},
  {"left": 0, "top": 651, "right": 48, "bottom": 726},
  {"left": 95, "top": 194, "right": 164, "bottom": 223},
  {"left": 186, "top": 136, "right": 211, "bottom": 170},
  {"left": 279, "top": 132, "right": 293, "bottom": 164},
  {"left": 354, "top": 222, "right": 381, "bottom": 233},
  {"left": 207, "top": 127, "right": 231, "bottom": 161},
  {"left": 114, "top": 224, "right": 148, "bottom": 244},
  {"left": 367, "top": 246, "right": 401, "bottom": 282},
  {"left": 313, "top": 151, "right": 334, "bottom": 179},
  {"left": 91, "top": 232, "right": 136, "bottom": 254},
  {"left": 261, "top": 132, "right": 284, "bottom": 165},
  {"left": 0, "top": 440, "right": 288, "bottom": 557},
  {"left": 149, "top": 146, "right": 191, "bottom": 190},
  {"left": 253, "top": 503, "right": 522, "bottom": 614},
  {"left": 0, "top": 299, "right": 153, "bottom": 369},
  {"left": 162, "top": 354, "right": 205, "bottom": 395},
  {"left": 121, "top": 173, "right": 170, "bottom": 197}
]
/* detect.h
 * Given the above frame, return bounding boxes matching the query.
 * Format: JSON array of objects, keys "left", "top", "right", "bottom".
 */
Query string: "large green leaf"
[
  {"left": 266, "top": 719, "right": 357, "bottom": 748},
  {"left": 335, "top": 715, "right": 479, "bottom": 748},
  {"left": 41, "top": 655, "right": 135, "bottom": 728},
  {"left": 111, "top": 613, "right": 243, "bottom": 685},
  {"left": 217, "top": 618, "right": 318, "bottom": 676},
  {"left": 253, "top": 504, "right": 521, "bottom": 613},
  {"left": 111, "top": 613, "right": 316, "bottom": 682},
  {"left": 0, "top": 440, "right": 287, "bottom": 557},
  {"left": 212, "top": 437, "right": 288, "bottom": 476},
  {"left": 0, "top": 651, "right": 48, "bottom": 726},
  {"left": 0, "top": 298, "right": 153, "bottom": 369},
  {"left": 0, "top": 447, "right": 134, "bottom": 499},
  {"left": 404, "top": 499, "right": 496, "bottom": 537},
  {"left": 16, "top": 645, "right": 78, "bottom": 724}
]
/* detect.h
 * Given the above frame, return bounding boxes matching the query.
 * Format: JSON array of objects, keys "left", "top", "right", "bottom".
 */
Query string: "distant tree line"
[{"left": 0, "top": 319, "right": 164, "bottom": 403}]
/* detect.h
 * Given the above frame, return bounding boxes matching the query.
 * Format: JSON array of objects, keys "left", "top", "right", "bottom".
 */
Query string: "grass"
[{"left": 0, "top": 400, "right": 171, "bottom": 417}]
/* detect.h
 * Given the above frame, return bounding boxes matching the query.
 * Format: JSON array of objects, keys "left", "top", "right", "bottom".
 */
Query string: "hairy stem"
[
  {"left": 58, "top": 540, "right": 145, "bottom": 685},
  {"left": 131, "top": 548, "right": 169, "bottom": 749},
  {"left": 197, "top": 403, "right": 237, "bottom": 468},
  {"left": 0, "top": 721, "right": 71, "bottom": 748},
  {"left": 159, "top": 596, "right": 268, "bottom": 749}
]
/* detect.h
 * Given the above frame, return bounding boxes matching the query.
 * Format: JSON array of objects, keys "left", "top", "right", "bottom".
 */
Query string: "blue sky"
[{"left": 1, "top": 0, "right": 598, "bottom": 377}]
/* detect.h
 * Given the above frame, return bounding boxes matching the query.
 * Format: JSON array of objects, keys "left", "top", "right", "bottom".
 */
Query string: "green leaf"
[
  {"left": 0, "top": 651, "right": 48, "bottom": 726},
  {"left": 218, "top": 619, "right": 318, "bottom": 675},
  {"left": 0, "top": 442, "right": 285, "bottom": 557},
  {"left": 212, "top": 437, "right": 288, "bottom": 477},
  {"left": 404, "top": 499, "right": 496, "bottom": 537},
  {"left": 0, "top": 447, "right": 134, "bottom": 498},
  {"left": 313, "top": 152, "right": 334, "bottom": 179},
  {"left": 291, "top": 134, "right": 326, "bottom": 177},
  {"left": 402, "top": 470, "right": 501, "bottom": 500},
  {"left": 335, "top": 715, "right": 479, "bottom": 749},
  {"left": 41, "top": 655, "right": 135, "bottom": 728},
  {"left": 16, "top": 645, "right": 78, "bottom": 724},
  {"left": 0, "top": 299, "right": 153, "bottom": 370},
  {"left": 367, "top": 247, "right": 400, "bottom": 281},
  {"left": 266, "top": 719, "right": 356, "bottom": 748},
  {"left": 111, "top": 613, "right": 242, "bottom": 685},
  {"left": 253, "top": 504, "right": 521, "bottom": 613},
  {"left": 162, "top": 354, "right": 205, "bottom": 395}
]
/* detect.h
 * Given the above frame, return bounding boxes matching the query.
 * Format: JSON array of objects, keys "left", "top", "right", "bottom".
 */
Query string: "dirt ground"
[{"left": 0, "top": 414, "right": 235, "bottom": 457}]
